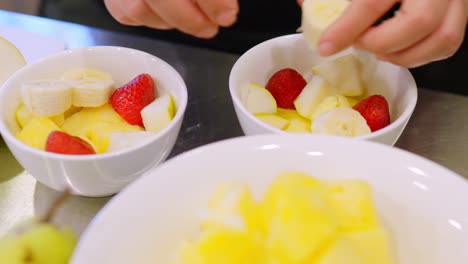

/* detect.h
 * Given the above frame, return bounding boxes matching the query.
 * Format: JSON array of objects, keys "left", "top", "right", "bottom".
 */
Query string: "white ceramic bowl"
[
  {"left": 71, "top": 134, "right": 467, "bottom": 264},
  {"left": 229, "top": 34, "right": 418, "bottom": 146},
  {"left": 0, "top": 46, "right": 188, "bottom": 197}
]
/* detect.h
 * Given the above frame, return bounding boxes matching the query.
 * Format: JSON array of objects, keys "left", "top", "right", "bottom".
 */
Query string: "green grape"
[
  {"left": 0, "top": 190, "right": 77, "bottom": 264},
  {"left": 0, "top": 219, "right": 77, "bottom": 264}
]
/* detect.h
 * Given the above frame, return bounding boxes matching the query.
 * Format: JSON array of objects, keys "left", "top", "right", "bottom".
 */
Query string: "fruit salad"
[
  {"left": 15, "top": 68, "right": 176, "bottom": 155},
  {"left": 240, "top": 53, "right": 391, "bottom": 137},
  {"left": 175, "top": 172, "right": 394, "bottom": 264}
]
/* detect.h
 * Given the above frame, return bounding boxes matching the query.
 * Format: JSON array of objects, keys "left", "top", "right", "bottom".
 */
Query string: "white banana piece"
[
  {"left": 311, "top": 107, "right": 371, "bottom": 137},
  {"left": 62, "top": 67, "right": 115, "bottom": 107},
  {"left": 21, "top": 79, "right": 72, "bottom": 117},
  {"left": 300, "top": 0, "right": 350, "bottom": 49}
]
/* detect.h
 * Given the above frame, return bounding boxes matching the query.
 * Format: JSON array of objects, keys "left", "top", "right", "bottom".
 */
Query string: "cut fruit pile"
[
  {"left": 15, "top": 68, "right": 176, "bottom": 155},
  {"left": 240, "top": 52, "right": 391, "bottom": 137},
  {"left": 175, "top": 172, "right": 394, "bottom": 264}
]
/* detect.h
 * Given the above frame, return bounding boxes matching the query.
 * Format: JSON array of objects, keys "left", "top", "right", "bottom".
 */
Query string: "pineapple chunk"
[
  {"left": 200, "top": 182, "right": 259, "bottom": 233},
  {"left": 277, "top": 108, "right": 311, "bottom": 124},
  {"left": 16, "top": 117, "right": 60, "bottom": 150},
  {"left": 254, "top": 113, "right": 290, "bottom": 130},
  {"left": 180, "top": 228, "right": 264, "bottom": 264},
  {"left": 345, "top": 228, "right": 394, "bottom": 264},
  {"left": 314, "top": 235, "right": 365, "bottom": 264},
  {"left": 323, "top": 180, "right": 379, "bottom": 231},
  {"left": 62, "top": 104, "right": 142, "bottom": 153},
  {"left": 16, "top": 103, "right": 64, "bottom": 128},
  {"left": 262, "top": 172, "right": 337, "bottom": 262},
  {"left": 285, "top": 119, "right": 311, "bottom": 133}
]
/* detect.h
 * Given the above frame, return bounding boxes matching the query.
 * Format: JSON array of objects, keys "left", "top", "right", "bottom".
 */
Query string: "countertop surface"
[{"left": 0, "top": 10, "right": 467, "bottom": 237}]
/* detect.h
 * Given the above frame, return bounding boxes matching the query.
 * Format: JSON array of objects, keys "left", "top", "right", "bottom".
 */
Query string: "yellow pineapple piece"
[
  {"left": 62, "top": 104, "right": 142, "bottom": 153},
  {"left": 345, "top": 228, "right": 394, "bottom": 264},
  {"left": 201, "top": 181, "right": 260, "bottom": 233},
  {"left": 63, "top": 105, "right": 82, "bottom": 119},
  {"left": 314, "top": 235, "right": 365, "bottom": 264},
  {"left": 262, "top": 172, "right": 337, "bottom": 262},
  {"left": 323, "top": 180, "right": 379, "bottom": 231},
  {"left": 15, "top": 103, "right": 64, "bottom": 128},
  {"left": 255, "top": 114, "right": 290, "bottom": 130},
  {"left": 16, "top": 117, "right": 60, "bottom": 150},
  {"left": 285, "top": 119, "right": 311, "bottom": 133},
  {"left": 181, "top": 228, "right": 264, "bottom": 264},
  {"left": 277, "top": 108, "right": 311, "bottom": 124},
  {"left": 84, "top": 122, "right": 142, "bottom": 153}
]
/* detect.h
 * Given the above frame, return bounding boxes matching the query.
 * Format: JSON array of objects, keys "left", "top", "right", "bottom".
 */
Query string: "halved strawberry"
[
  {"left": 110, "top": 73, "right": 156, "bottom": 127},
  {"left": 45, "top": 131, "right": 96, "bottom": 155},
  {"left": 353, "top": 95, "right": 390, "bottom": 132},
  {"left": 265, "top": 68, "right": 307, "bottom": 109}
]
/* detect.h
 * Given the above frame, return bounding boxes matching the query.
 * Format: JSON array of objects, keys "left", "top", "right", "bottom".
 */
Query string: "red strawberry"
[
  {"left": 45, "top": 131, "right": 96, "bottom": 155},
  {"left": 110, "top": 73, "right": 156, "bottom": 127},
  {"left": 353, "top": 95, "right": 391, "bottom": 132},
  {"left": 265, "top": 68, "right": 307, "bottom": 109}
]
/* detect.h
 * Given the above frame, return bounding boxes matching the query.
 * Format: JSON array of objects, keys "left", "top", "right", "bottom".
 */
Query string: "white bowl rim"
[
  {"left": 72, "top": 133, "right": 468, "bottom": 262},
  {"left": 228, "top": 33, "right": 418, "bottom": 140},
  {"left": 0, "top": 45, "right": 188, "bottom": 161}
]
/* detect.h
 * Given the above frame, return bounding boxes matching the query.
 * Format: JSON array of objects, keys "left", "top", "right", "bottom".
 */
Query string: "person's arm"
[
  {"left": 103, "top": 0, "right": 238, "bottom": 38},
  {"left": 317, "top": 0, "right": 467, "bottom": 68}
]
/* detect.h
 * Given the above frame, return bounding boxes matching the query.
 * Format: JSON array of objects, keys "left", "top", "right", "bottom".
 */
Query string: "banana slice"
[
  {"left": 62, "top": 67, "right": 115, "bottom": 107},
  {"left": 311, "top": 95, "right": 351, "bottom": 121},
  {"left": 311, "top": 107, "right": 370, "bottom": 137},
  {"left": 21, "top": 79, "right": 72, "bottom": 117},
  {"left": 300, "top": 0, "right": 350, "bottom": 49}
]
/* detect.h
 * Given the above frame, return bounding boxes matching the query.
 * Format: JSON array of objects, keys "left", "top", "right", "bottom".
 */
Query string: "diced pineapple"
[
  {"left": 254, "top": 113, "right": 290, "bottom": 130},
  {"left": 277, "top": 108, "right": 311, "bottom": 124},
  {"left": 346, "top": 97, "right": 359, "bottom": 107},
  {"left": 200, "top": 182, "right": 260, "bottom": 233},
  {"left": 84, "top": 122, "right": 143, "bottom": 153},
  {"left": 62, "top": 104, "right": 142, "bottom": 153},
  {"left": 16, "top": 103, "right": 64, "bottom": 128},
  {"left": 285, "top": 119, "right": 311, "bottom": 133},
  {"left": 323, "top": 180, "right": 379, "bottom": 231},
  {"left": 262, "top": 172, "right": 337, "bottom": 262},
  {"left": 16, "top": 117, "right": 60, "bottom": 150},
  {"left": 314, "top": 235, "right": 365, "bottom": 264},
  {"left": 345, "top": 228, "right": 394, "bottom": 264},
  {"left": 63, "top": 105, "right": 82, "bottom": 119},
  {"left": 183, "top": 228, "right": 264, "bottom": 264}
]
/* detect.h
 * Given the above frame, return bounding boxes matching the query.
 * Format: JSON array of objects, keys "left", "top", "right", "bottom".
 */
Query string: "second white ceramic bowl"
[
  {"left": 229, "top": 34, "right": 418, "bottom": 146},
  {"left": 0, "top": 46, "right": 188, "bottom": 197},
  {"left": 71, "top": 134, "right": 468, "bottom": 263}
]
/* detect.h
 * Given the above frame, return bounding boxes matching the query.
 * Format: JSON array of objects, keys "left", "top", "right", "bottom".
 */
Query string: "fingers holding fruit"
[
  {"left": 310, "top": 0, "right": 466, "bottom": 67},
  {"left": 372, "top": 0, "right": 467, "bottom": 68}
]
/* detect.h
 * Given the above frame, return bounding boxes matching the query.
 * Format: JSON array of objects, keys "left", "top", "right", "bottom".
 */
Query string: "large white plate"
[
  {"left": 71, "top": 134, "right": 468, "bottom": 264},
  {"left": 0, "top": 25, "right": 66, "bottom": 63}
]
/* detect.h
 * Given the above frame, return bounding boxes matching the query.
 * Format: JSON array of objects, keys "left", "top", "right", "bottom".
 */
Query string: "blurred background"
[{"left": 0, "top": 1, "right": 40, "bottom": 15}]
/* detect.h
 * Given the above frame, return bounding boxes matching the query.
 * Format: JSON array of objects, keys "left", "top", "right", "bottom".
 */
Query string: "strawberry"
[
  {"left": 353, "top": 95, "right": 391, "bottom": 132},
  {"left": 110, "top": 73, "right": 156, "bottom": 127},
  {"left": 45, "top": 131, "right": 96, "bottom": 155},
  {"left": 265, "top": 68, "right": 307, "bottom": 109}
]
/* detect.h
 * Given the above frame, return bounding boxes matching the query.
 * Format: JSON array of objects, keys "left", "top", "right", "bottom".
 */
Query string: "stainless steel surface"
[{"left": 0, "top": 10, "right": 467, "bottom": 237}]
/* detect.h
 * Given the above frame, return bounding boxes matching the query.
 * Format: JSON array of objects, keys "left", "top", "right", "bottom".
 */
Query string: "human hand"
[
  {"left": 103, "top": 0, "right": 239, "bottom": 38},
  {"left": 300, "top": 0, "right": 467, "bottom": 68}
]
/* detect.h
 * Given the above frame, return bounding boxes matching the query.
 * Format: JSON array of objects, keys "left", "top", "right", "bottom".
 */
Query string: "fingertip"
[
  {"left": 216, "top": 9, "right": 238, "bottom": 27},
  {"left": 318, "top": 41, "right": 337, "bottom": 56}
]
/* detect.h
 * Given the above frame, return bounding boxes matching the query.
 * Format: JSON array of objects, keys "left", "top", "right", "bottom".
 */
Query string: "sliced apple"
[
  {"left": 312, "top": 54, "right": 364, "bottom": 96},
  {"left": 254, "top": 113, "right": 289, "bottom": 130},
  {"left": 241, "top": 82, "right": 277, "bottom": 114},
  {"left": 293, "top": 75, "right": 334, "bottom": 119},
  {"left": 141, "top": 93, "right": 176, "bottom": 133},
  {"left": 0, "top": 36, "right": 26, "bottom": 86},
  {"left": 107, "top": 131, "right": 156, "bottom": 152}
]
